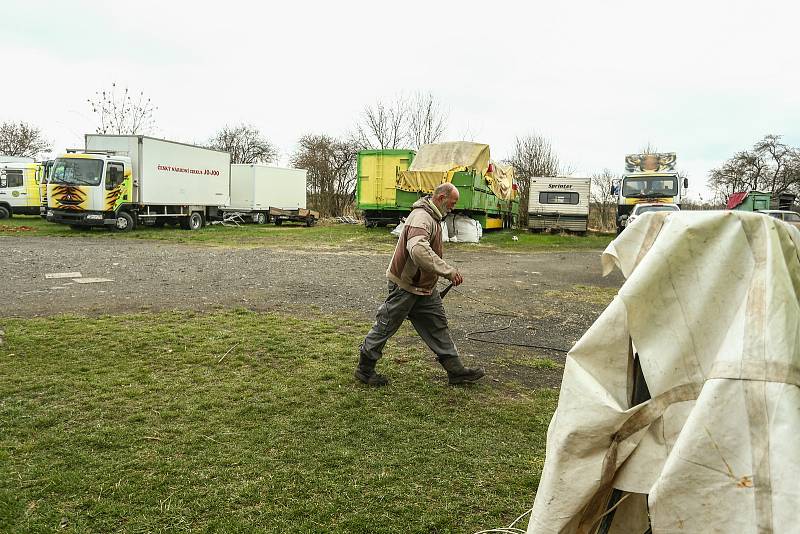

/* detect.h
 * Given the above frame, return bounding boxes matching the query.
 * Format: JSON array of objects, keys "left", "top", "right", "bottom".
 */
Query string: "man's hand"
[{"left": 451, "top": 272, "right": 464, "bottom": 286}]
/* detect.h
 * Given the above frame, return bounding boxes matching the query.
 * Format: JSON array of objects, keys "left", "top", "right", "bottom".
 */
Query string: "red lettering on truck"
[{"left": 157, "top": 165, "right": 220, "bottom": 176}]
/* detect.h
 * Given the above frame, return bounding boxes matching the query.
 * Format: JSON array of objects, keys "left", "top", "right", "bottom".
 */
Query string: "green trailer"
[
  {"left": 447, "top": 169, "right": 518, "bottom": 229},
  {"left": 727, "top": 190, "right": 771, "bottom": 211},
  {"left": 356, "top": 149, "right": 416, "bottom": 227},
  {"left": 356, "top": 142, "right": 518, "bottom": 229}
]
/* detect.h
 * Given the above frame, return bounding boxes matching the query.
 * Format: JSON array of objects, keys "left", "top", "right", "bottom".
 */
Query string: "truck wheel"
[
  {"left": 305, "top": 216, "right": 316, "bottom": 227},
  {"left": 114, "top": 212, "right": 135, "bottom": 232},
  {"left": 0, "top": 206, "right": 9, "bottom": 219},
  {"left": 186, "top": 212, "right": 204, "bottom": 231},
  {"left": 253, "top": 212, "right": 267, "bottom": 225}
]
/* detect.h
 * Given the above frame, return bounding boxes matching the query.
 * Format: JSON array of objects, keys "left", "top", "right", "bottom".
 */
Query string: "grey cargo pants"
[{"left": 361, "top": 281, "right": 459, "bottom": 362}]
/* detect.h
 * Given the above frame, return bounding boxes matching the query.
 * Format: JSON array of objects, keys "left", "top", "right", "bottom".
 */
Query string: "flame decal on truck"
[
  {"left": 51, "top": 185, "right": 88, "bottom": 211},
  {"left": 104, "top": 172, "right": 132, "bottom": 211},
  {"left": 105, "top": 185, "right": 124, "bottom": 211}
]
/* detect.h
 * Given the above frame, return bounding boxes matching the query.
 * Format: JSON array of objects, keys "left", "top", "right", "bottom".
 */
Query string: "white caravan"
[{"left": 527, "top": 176, "right": 590, "bottom": 233}]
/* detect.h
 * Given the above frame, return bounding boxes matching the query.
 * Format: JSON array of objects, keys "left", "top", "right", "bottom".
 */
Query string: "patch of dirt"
[{"left": 1, "top": 236, "right": 624, "bottom": 389}]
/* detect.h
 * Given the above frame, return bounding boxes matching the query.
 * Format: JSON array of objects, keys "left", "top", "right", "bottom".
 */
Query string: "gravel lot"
[{"left": 3, "top": 236, "right": 624, "bottom": 387}]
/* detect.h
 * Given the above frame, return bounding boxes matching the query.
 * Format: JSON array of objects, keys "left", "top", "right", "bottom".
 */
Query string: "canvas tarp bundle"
[
  {"left": 397, "top": 141, "right": 490, "bottom": 193},
  {"left": 486, "top": 162, "right": 515, "bottom": 201},
  {"left": 527, "top": 210, "right": 800, "bottom": 534}
]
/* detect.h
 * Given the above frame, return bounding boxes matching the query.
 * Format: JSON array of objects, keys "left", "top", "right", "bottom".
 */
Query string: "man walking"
[{"left": 355, "top": 182, "right": 485, "bottom": 387}]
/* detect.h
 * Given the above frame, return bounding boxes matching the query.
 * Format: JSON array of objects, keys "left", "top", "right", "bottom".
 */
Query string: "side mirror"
[{"left": 683, "top": 178, "right": 689, "bottom": 189}]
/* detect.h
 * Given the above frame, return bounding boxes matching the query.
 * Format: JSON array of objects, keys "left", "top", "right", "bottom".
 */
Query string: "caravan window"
[{"left": 539, "top": 191, "right": 579, "bottom": 205}]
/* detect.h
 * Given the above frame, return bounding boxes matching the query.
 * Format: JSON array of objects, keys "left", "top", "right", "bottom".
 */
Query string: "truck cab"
[
  {"left": 46, "top": 151, "right": 134, "bottom": 230},
  {"left": 0, "top": 160, "right": 49, "bottom": 218},
  {"left": 614, "top": 152, "right": 687, "bottom": 234}
]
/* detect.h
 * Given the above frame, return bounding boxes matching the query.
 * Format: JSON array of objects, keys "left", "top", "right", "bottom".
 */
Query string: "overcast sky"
[{"left": 4, "top": 0, "right": 800, "bottom": 201}]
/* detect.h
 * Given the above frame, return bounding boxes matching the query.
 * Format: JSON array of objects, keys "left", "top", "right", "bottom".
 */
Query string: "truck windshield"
[
  {"left": 50, "top": 158, "right": 104, "bottom": 186},
  {"left": 622, "top": 177, "right": 677, "bottom": 197}
]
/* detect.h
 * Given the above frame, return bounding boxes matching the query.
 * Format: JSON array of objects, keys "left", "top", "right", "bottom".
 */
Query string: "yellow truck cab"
[
  {"left": 0, "top": 158, "right": 50, "bottom": 219},
  {"left": 47, "top": 150, "right": 134, "bottom": 230}
]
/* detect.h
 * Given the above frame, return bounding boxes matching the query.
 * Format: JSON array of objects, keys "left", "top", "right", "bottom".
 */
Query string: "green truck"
[{"left": 356, "top": 142, "right": 518, "bottom": 229}]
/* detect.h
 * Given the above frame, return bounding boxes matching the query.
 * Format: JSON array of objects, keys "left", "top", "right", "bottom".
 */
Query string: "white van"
[{"left": 0, "top": 160, "right": 47, "bottom": 218}]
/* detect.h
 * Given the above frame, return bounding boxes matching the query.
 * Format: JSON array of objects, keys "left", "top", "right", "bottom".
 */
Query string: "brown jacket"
[{"left": 386, "top": 196, "right": 458, "bottom": 295}]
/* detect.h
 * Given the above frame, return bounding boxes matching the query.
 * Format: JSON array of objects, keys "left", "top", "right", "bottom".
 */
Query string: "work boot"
[
  {"left": 439, "top": 356, "right": 485, "bottom": 385},
  {"left": 354, "top": 353, "right": 389, "bottom": 387}
]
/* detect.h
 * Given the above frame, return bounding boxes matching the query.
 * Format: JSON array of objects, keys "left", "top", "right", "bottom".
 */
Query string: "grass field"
[
  {"left": 0, "top": 310, "right": 558, "bottom": 533},
  {"left": 0, "top": 215, "right": 614, "bottom": 252}
]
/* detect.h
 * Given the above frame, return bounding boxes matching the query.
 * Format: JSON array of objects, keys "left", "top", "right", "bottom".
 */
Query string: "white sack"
[{"left": 449, "top": 214, "right": 482, "bottom": 243}]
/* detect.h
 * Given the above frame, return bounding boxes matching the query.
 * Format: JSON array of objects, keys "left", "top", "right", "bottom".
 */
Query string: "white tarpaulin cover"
[{"left": 527, "top": 210, "right": 800, "bottom": 534}]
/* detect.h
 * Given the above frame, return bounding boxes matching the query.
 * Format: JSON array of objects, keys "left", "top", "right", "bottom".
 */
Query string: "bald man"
[{"left": 355, "top": 182, "right": 485, "bottom": 386}]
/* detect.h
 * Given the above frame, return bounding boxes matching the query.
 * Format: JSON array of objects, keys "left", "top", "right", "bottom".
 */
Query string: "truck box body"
[
  {"left": 85, "top": 135, "right": 230, "bottom": 206},
  {"left": 228, "top": 165, "right": 306, "bottom": 211},
  {"left": 528, "top": 177, "right": 590, "bottom": 232}
]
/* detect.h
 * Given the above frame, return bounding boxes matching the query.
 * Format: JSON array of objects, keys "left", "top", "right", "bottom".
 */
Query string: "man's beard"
[{"left": 435, "top": 199, "right": 451, "bottom": 216}]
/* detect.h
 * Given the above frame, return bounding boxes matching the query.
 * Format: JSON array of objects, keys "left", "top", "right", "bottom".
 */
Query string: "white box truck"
[
  {"left": 528, "top": 176, "right": 591, "bottom": 233},
  {"left": 222, "top": 164, "right": 317, "bottom": 226},
  {"left": 46, "top": 135, "right": 230, "bottom": 231}
]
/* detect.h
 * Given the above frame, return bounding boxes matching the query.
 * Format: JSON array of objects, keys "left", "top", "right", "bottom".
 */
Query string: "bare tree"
[
  {"left": 352, "top": 98, "right": 408, "bottom": 150},
  {"left": 590, "top": 168, "right": 617, "bottom": 231},
  {"left": 0, "top": 121, "right": 51, "bottom": 158},
  {"left": 508, "top": 134, "right": 561, "bottom": 228},
  {"left": 207, "top": 124, "right": 278, "bottom": 164},
  {"left": 709, "top": 134, "right": 800, "bottom": 201},
  {"left": 88, "top": 83, "right": 157, "bottom": 135},
  {"left": 291, "top": 134, "right": 358, "bottom": 217},
  {"left": 352, "top": 93, "right": 449, "bottom": 151},
  {"left": 407, "top": 92, "right": 447, "bottom": 149}
]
